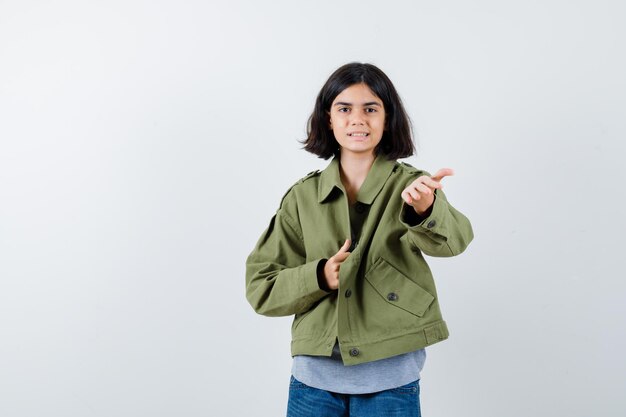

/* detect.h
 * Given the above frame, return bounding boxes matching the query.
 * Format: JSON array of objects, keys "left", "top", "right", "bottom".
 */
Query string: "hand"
[
  {"left": 401, "top": 168, "right": 454, "bottom": 215},
  {"left": 320, "top": 239, "right": 352, "bottom": 291}
]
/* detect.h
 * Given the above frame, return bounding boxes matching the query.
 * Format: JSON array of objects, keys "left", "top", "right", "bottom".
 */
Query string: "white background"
[{"left": 1, "top": 1, "right": 625, "bottom": 416}]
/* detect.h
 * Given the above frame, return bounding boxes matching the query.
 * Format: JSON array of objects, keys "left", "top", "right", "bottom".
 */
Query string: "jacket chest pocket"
[{"left": 364, "top": 257, "right": 435, "bottom": 317}]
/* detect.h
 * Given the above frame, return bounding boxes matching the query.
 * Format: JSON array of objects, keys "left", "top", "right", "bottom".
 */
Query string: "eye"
[
  {"left": 338, "top": 107, "right": 350, "bottom": 113},
  {"left": 365, "top": 107, "right": 377, "bottom": 113}
]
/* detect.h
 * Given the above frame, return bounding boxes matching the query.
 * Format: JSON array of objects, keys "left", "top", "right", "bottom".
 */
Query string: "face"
[{"left": 329, "top": 83, "right": 386, "bottom": 158}]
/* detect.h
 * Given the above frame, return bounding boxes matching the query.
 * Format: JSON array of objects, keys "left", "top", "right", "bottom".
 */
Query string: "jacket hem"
[{"left": 291, "top": 320, "right": 449, "bottom": 366}]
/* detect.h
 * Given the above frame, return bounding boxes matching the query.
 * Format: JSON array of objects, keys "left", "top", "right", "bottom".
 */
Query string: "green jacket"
[{"left": 246, "top": 155, "right": 473, "bottom": 365}]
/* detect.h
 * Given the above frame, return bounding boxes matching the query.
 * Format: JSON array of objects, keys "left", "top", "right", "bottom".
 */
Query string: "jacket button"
[
  {"left": 355, "top": 202, "right": 367, "bottom": 213},
  {"left": 387, "top": 292, "right": 398, "bottom": 301},
  {"left": 345, "top": 289, "right": 352, "bottom": 298},
  {"left": 427, "top": 220, "right": 436, "bottom": 229},
  {"left": 349, "top": 348, "right": 360, "bottom": 357}
]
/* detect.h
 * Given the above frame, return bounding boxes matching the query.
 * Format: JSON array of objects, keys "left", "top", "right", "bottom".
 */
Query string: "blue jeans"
[{"left": 286, "top": 376, "right": 421, "bottom": 417}]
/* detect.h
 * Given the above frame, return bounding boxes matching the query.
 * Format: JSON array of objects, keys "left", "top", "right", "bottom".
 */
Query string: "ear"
[{"left": 327, "top": 111, "right": 333, "bottom": 129}]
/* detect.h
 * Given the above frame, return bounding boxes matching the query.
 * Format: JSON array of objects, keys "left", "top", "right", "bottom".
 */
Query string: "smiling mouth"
[{"left": 348, "top": 133, "right": 369, "bottom": 137}]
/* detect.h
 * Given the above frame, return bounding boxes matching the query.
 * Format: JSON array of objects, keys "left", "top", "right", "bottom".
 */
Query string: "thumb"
[{"left": 431, "top": 168, "right": 455, "bottom": 182}]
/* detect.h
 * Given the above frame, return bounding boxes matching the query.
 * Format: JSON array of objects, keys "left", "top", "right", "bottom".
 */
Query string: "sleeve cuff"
[
  {"left": 399, "top": 190, "right": 447, "bottom": 234},
  {"left": 302, "top": 258, "right": 332, "bottom": 300}
]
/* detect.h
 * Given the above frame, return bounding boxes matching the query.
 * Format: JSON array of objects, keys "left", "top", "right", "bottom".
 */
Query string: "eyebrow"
[{"left": 333, "top": 101, "right": 382, "bottom": 107}]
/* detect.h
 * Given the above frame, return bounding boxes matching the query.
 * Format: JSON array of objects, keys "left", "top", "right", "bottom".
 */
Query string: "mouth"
[{"left": 348, "top": 132, "right": 369, "bottom": 137}]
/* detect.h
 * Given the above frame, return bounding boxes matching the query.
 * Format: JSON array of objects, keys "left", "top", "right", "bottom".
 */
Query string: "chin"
[{"left": 341, "top": 147, "right": 376, "bottom": 156}]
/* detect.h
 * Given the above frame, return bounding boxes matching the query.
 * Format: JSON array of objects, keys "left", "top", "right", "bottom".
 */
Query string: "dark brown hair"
[{"left": 302, "top": 63, "right": 414, "bottom": 160}]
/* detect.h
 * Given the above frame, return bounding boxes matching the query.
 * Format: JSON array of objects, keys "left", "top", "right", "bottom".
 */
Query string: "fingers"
[
  {"left": 414, "top": 181, "right": 432, "bottom": 195},
  {"left": 322, "top": 261, "right": 340, "bottom": 290},
  {"left": 328, "top": 239, "right": 351, "bottom": 264},
  {"left": 323, "top": 239, "right": 352, "bottom": 291},
  {"left": 333, "top": 239, "right": 351, "bottom": 262},
  {"left": 420, "top": 176, "right": 443, "bottom": 190},
  {"left": 338, "top": 239, "right": 351, "bottom": 254},
  {"left": 401, "top": 189, "right": 416, "bottom": 204},
  {"left": 404, "top": 187, "right": 422, "bottom": 204},
  {"left": 402, "top": 168, "right": 455, "bottom": 204},
  {"left": 431, "top": 168, "right": 454, "bottom": 182},
  {"left": 402, "top": 176, "right": 436, "bottom": 204},
  {"left": 334, "top": 252, "right": 351, "bottom": 263}
]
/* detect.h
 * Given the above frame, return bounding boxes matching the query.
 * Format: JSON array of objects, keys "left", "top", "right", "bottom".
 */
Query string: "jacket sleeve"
[
  {"left": 245, "top": 196, "right": 330, "bottom": 317},
  {"left": 399, "top": 188, "right": 474, "bottom": 257}
]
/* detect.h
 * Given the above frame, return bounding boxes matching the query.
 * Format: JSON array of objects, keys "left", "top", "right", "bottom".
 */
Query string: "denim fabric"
[{"left": 286, "top": 376, "right": 421, "bottom": 417}]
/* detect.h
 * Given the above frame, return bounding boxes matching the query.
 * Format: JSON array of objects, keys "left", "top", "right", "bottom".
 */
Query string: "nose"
[{"left": 350, "top": 113, "right": 365, "bottom": 125}]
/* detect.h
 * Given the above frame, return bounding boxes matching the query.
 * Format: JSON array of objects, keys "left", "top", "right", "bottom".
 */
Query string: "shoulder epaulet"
[
  {"left": 278, "top": 170, "right": 320, "bottom": 209},
  {"left": 398, "top": 161, "right": 420, "bottom": 174},
  {"left": 397, "top": 162, "right": 430, "bottom": 178},
  {"left": 297, "top": 170, "right": 321, "bottom": 184}
]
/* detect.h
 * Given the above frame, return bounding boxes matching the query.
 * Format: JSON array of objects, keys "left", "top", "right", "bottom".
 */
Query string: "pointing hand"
[
  {"left": 319, "top": 239, "right": 351, "bottom": 291},
  {"left": 401, "top": 168, "right": 454, "bottom": 215}
]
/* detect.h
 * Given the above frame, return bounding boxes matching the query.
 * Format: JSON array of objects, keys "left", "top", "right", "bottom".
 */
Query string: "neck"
[{"left": 339, "top": 152, "right": 376, "bottom": 204}]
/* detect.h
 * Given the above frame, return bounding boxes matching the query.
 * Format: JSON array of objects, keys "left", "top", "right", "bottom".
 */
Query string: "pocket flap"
[{"left": 365, "top": 257, "right": 435, "bottom": 317}]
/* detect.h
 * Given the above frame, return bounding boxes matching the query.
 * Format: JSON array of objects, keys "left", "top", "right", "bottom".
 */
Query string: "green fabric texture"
[{"left": 246, "top": 154, "right": 473, "bottom": 366}]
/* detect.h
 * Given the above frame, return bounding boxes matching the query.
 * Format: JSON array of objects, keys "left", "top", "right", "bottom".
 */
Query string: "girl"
[{"left": 246, "top": 63, "right": 473, "bottom": 417}]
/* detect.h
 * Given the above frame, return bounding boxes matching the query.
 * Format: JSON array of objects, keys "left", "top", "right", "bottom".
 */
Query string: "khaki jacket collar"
[{"left": 318, "top": 154, "right": 397, "bottom": 204}]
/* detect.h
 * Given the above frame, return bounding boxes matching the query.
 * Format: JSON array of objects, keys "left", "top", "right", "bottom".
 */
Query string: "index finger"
[
  {"left": 337, "top": 238, "right": 351, "bottom": 254},
  {"left": 431, "top": 168, "right": 455, "bottom": 182}
]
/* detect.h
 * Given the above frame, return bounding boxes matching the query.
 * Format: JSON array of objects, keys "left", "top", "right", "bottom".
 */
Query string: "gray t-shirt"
[{"left": 291, "top": 342, "right": 426, "bottom": 394}]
